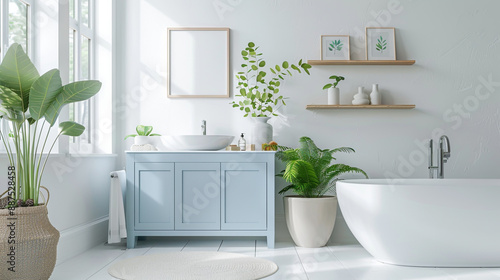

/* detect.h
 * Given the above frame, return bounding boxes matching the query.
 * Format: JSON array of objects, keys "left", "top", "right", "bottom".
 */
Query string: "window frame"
[{"left": 67, "top": 0, "right": 96, "bottom": 154}]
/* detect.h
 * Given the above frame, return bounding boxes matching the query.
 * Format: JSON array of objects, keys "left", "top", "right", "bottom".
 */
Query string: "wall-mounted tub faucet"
[
  {"left": 201, "top": 120, "right": 206, "bottom": 135},
  {"left": 428, "top": 135, "right": 451, "bottom": 178}
]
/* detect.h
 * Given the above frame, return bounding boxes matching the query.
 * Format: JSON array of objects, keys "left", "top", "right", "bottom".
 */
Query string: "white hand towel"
[{"left": 108, "top": 170, "right": 127, "bottom": 244}]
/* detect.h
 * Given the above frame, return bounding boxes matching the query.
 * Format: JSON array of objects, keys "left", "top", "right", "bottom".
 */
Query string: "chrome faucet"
[
  {"left": 201, "top": 120, "right": 206, "bottom": 135},
  {"left": 428, "top": 135, "right": 451, "bottom": 178},
  {"left": 438, "top": 135, "right": 451, "bottom": 178}
]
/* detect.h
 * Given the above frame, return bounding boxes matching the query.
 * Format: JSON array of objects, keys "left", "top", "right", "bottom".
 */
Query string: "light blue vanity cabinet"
[{"left": 125, "top": 151, "right": 276, "bottom": 249}]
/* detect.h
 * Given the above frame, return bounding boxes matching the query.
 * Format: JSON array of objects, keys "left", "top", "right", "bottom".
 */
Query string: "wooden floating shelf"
[
  {"left": 306, "top": 104, "right": 416, "bottom": 109},
  {"left": 307, "top": 60, "right": 415, "bottom": 65}
]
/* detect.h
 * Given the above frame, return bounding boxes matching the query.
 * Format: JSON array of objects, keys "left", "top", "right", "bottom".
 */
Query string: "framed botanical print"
[
  {"left": 365, "top": 27, "right": 396, "bottom": 60},
  {"left": 321, "top": 35, "right": 350, "bottom": 60}
]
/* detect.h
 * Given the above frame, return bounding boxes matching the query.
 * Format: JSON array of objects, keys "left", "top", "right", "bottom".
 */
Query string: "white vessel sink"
[{"left": 161, "top": 135, "right": 234, "bottom": 151}]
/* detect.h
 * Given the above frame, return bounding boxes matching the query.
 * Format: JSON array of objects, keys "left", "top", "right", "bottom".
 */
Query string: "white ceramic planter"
[
  {"left": 251, "top": 117, "right": 273, "bottom": 151},
  {"left": 134, "top": 136, "right": 152, "bottom": 146},
  {"left": 284, "top": 196, "right": 338, "bottom": 248},
  {"left": 327, "top": 87, "right": 340, "bottom": 105}
]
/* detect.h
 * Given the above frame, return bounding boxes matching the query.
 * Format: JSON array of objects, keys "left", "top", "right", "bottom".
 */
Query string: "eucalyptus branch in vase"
[{"left": 231, "top": 42, "right": 311, "bottom": 117}]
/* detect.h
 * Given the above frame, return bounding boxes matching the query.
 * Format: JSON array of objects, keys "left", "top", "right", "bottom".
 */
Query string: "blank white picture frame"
[{"left": 167, "top": 27, "right": 230, "bottom": 98}]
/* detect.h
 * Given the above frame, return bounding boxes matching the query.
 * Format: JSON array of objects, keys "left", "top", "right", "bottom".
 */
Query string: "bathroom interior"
[{"left": 1, "top": 0, "right": 500, "bottom": 279}]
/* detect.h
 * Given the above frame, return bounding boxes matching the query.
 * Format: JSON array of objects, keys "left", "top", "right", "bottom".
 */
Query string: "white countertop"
[{"left": 125, "top": 150, "right": 277, "bottom": 154}]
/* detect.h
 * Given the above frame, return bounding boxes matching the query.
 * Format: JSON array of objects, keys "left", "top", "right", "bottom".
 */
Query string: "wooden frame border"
[
  {"left": 320, "top": 35, "right": 350, "bottom": 60},
  {"left": 167, "top": 27, "right": 230, "bottom": 98},
  {"left": 365, "top": 27, "right": 396, "bottom": 60}
]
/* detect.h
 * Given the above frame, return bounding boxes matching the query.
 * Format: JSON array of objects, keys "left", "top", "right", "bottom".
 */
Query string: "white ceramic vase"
[
  {"left": 252, "top": 117, "right": 273, "bottom": 151},
  {"left": 284, "top": 196, "right": 338, "bottom": 248},
  {"left": 370, "top": 84, "right": 381, "bottom": 105},
  {"left": 352, "top": 86, "right": 370, "bottom": 105},
  {"left": 328, "top": 87, "right": 340, "bottom": 105}
]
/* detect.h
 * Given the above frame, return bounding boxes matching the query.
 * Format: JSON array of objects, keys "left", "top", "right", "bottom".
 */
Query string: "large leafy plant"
[
  {"left": 231, "top": 42, "right": 311, "bottom": 117},
  {"left": 0, "top": 43, "right": 102, "bottom": 206},
  {"left": 276, "top": 136, "right": 367, "bottom": 198}
]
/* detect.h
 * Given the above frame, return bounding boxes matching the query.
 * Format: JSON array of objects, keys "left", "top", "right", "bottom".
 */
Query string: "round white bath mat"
[{"left": 108, "top": 251, "right": 278, "bottom": 280}]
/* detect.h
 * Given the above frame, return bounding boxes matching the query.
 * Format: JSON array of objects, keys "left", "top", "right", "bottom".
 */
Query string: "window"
[
  {"left": 68, "top": 0, "right": 95, "bottom": 153},
  {"left": 1, "top": 0, "right": 32, "bottom": 66},
  {"left": 61, "top": 0, "right": 113, "bottom": 155},
  {"left": 1, "top": 0, "right": 112, "bottom": 154},
  {"left": 0, "top": 0, "right": 33, "bottom": 152}
]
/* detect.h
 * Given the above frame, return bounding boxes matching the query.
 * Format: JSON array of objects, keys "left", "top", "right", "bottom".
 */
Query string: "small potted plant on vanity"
[
  {"left": 125, "top": 125, "right": 162, "bottom": 150},
  {"left": 0, "top": 44, "right": 101, "bottom": 279},
  {"left": 276, "top": 136, "right": 367, "bottom": 248},
  {"left": 322, "top": 75, "right": 345, "bottom": 105},
  {"left": 231, "top": 42, "right": 311, "bottom": 149}
]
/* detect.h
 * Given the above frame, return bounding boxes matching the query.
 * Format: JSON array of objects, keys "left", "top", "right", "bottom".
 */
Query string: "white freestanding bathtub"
[{"left": 337, "top": 179, "right": 500, "bottom": 267}]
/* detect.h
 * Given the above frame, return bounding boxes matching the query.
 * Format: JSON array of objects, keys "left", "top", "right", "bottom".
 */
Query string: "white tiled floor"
[{"left": 51, "top": 238, "right": 500, "bottom": 280}]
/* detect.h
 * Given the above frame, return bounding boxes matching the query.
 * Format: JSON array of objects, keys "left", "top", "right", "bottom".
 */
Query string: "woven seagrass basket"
[{"left": 0, "top": 188, "right": 59, "bottom": 280}]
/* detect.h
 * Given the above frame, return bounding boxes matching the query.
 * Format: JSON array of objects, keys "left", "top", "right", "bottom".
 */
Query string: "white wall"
[{"left": 116, "top": 0, "right": 500, "bottom": 243}]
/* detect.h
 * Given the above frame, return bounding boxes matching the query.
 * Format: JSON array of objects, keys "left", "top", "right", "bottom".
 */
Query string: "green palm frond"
[
  {"left": 276, "top": 145, "right": 292, "bottom": 151},
  {"left": 314, "top": 148, "right": 333, "bottom": 174},
  {"left": 318, "top": 178, "right": 339, "bottom": 197},
  {"left": 330, "top": 147, "right": 355, "bottom": 154},
  {"left": 283, "top": 160, "right": 319, "bottom": 189},
  {"left": 276, "top": 148, "right": 299, "bottom": 162},
  {"left": 323, "top": 164, "right": 368, "bottom": 181},
  {"left": 298, "top": 136, "right": 320, "bottom": 163},
  {"left": 276, "top": 136, "right": 368, "bottom": 197},
  {"left": 278, "top": 184, "right": 297, "bottom": 195}
]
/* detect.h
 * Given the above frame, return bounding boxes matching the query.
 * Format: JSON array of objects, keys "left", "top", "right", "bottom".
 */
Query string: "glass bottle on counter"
[{"left": 238, "top": 133, "right": 246, "bottom": 151}]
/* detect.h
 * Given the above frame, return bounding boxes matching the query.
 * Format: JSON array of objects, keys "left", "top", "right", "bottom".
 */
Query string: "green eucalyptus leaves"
[{"left": 231, "top": 42, "right": 311, "bottom": 117}]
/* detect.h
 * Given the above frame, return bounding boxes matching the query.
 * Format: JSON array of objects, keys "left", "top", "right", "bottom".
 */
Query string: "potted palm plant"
[
  {"left": 276, "top": 136, "right": 367, "bottom": 247},
  {"left": 0, "top": 43, "right": 101, "bottom": 279},
  {"left": 231, "top": 42, "right": 311, "bottom": 150}
]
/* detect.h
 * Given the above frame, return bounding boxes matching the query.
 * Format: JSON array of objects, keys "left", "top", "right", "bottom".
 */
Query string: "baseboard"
[{"left": 56, "top": 216, "right": 109, "bottom": 265}]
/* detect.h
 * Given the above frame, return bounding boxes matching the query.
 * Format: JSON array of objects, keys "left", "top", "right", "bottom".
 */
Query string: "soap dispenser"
[{"left": 238, "top": 133, "right": 246, "bottom": 151}]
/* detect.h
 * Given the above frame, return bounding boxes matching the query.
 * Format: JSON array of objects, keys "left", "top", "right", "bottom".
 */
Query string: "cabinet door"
[
  {"left": 221, "top": 162, "right": 267, "bottom": 230},
  {"left": 175, "top": 163, "right": 221, "bottom": 230},
  {"left": 135, "top": 163, "right": 175, "bottom": 230}
]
